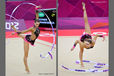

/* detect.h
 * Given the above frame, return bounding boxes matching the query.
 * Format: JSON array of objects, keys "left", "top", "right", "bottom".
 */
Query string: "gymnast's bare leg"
[
  {"left": 11, "top": 25, "right": 30, "bottom": 73},
  {"left": 82, "top": 2, "right": 91, "bottom": 34}
]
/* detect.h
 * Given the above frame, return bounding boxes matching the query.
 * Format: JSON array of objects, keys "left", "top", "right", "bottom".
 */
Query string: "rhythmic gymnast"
[
  {"left": 11, "top": 6, "right": 41, "bottom": 73},
  {"left": 71, "top": 2, "right": 105, "bottom": 67}
]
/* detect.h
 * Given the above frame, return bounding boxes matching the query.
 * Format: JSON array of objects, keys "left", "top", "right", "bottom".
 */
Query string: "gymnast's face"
[
  {"left": 34, "top": 22, "right": 40, "bottom": 27},
  {"left": 84, "top": 41, "right": 91, "bottom": 47},
  {"left": 84, "top": 41, "right": 94, "bottom": 49}
]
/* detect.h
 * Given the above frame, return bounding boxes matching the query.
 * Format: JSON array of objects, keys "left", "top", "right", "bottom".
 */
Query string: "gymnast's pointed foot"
[
  {"left": 11, "top": 25, "right": 14, "bottom": 28},
  {"left": 36, "top": 5, "right": 41, "bottom": 9},
  {"left": 11, "top": 25, "right": 15, "bottom": 31},
  {"left": 11, "top": 25, "right": 18, "bottom": 32},
  {"left": 82, "top": 2, "right": 86, "bottom": 10}
]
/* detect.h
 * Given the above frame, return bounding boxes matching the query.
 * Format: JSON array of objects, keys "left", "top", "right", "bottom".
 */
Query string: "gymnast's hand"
[
  {"left": 16, "top": 31, "right": 21, "bottom": 35},
  {"left": 71, "top": 48, "right": 74, "bottom": 51},
  {"left": 11, "top": 32, "right": 15, "bottom": 35},
  {"left": 103, "top": 36, "right": 105, "bottom": 41},
  {"left": 81, "top": 63, "right": 84, "bottom": 67},
  {"left": 100, "top": 35, "right": 105, "bottom": 41},
  {"left": 80, "top": 60, "right": 84, "bottom": 67}
]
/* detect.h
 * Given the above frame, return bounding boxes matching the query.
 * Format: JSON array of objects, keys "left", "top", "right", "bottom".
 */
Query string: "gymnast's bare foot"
[
  {"left": 36, "top": 5, "right": 41, "bottom": 9},
  {"left": 11, "top": 25, "right": 14, "bottom": 28},
  {"left": 82, "top": 2, "right": 86, "bottom": 10}
]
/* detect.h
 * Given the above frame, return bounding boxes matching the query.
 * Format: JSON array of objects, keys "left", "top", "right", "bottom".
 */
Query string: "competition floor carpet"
[
  {"left": 6, "top": 31, "right": 56, "bottom": 76},
  {"left": 58, "top": 29, "right": 108, "bottom": 76}
]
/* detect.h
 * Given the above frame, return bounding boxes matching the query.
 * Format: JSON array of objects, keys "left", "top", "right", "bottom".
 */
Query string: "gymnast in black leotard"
[
  {"left": 71, "top": 2, "right": 105, "bottom": 67},
  {"left": 11, "top": 6, "right": 41, "bottom": 73},
  {"left": 24, "top": 24, "right": 40, "bottom": 46}
]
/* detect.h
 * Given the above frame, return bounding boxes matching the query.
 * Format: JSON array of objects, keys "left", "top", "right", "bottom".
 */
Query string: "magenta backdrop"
[
  {"left": 6, "top": 0, "right": 56, "bottom": 20},
  {"left": 58, "top": 0, "right": 109, "bottom": 29},
  {"left": 58, "top": 0, "right": 108, "bottom": 17},
  {"left": 6, "top": 0, "right": 56, "bottom": 30}
]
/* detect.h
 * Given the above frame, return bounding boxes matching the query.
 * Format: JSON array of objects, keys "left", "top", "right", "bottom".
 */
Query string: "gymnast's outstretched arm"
[
  {"left": 71, "top": 40, "right": 84, "bottom": 67},
  {"left": 19, "top": 27, "right": 33, "bottom": 34},
  {"left": 71, "top": 40, "right": 80, "bottom": 51},
  {"left": 93, "top": 34, "right": 105, "bottom": 43},
  {"left": 35, "top": 6, "right": 41, "bottom": 20},
  {"left": 79, "top": 47, "right": 84, "bottom": 67}
]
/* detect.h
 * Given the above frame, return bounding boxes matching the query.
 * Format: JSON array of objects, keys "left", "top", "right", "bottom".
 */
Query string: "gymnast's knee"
[{"left": 24, "top": 55, "right": 28, "bottom": 58}]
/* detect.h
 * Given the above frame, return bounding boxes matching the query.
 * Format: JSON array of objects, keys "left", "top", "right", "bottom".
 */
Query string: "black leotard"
[{"left": 25, "top": 27, "right": 40, "bottom": 46}]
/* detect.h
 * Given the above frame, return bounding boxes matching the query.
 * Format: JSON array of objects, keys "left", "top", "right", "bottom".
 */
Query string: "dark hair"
[
  {"left": 86, "top": 46, "right": 94, "bottom": 49},
  {"left": 85, "top": 39, "right": 92, "bottom": 44},
  {"left": 90, "top": 46, "right": 94, "bottom": 48}
]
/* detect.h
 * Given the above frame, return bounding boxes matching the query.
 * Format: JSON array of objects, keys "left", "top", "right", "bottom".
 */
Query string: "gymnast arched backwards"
[{"left": 71, "top": 2, "right": 105, "bottom": 67}]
